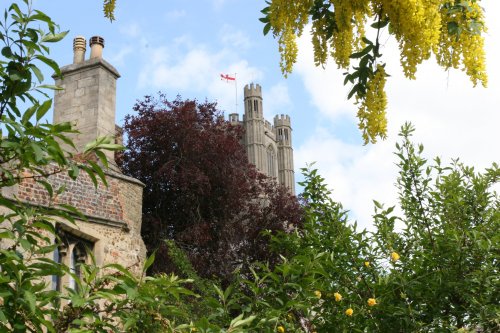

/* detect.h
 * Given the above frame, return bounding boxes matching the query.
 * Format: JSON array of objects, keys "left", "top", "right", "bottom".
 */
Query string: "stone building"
[
  {"left": 229, "top": 83, "right": 295, "bottom": 195},
  {"left": 1, "top": 36, "right": 147, "bottom": 289}
]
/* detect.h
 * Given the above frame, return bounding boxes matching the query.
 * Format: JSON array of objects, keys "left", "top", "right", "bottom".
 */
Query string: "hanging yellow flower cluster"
[
  {"left": 356, "top": 65, "right": 388, "bottom": 143},
  {"left": 436, "top": 1, "right": 487, "bottom": 87},
  {"left": 268, "top": 0, "right": 314, "bottom": 75},
  {"left": 329, "top": 0, "right": 371, "bottom": 68},
  {"left": 376, "top": 0, "right": 443, "bottom": 79},
  {"left": 264, "top": 0, "right": 488, "bottom": 143}
]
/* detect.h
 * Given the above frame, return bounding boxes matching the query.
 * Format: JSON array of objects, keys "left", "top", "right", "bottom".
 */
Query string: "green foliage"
[{"left": 179, "top": 124, "right": 498, "bottom": 332}]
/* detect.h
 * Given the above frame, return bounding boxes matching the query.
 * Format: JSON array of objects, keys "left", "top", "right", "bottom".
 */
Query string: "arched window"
[
  {"left": 54, "top": 227, "right": 93, "bottom": 292},
  {"left": 69, "top": 243, "right": 87, "bottom": 292},
  {"left": 267, "top": 145, "right": 276, "bottom": 177},
  {"left": 247, "top": 100, "right": 252, "bottom": 112},
  {"left": 52, "top": 245, "right": 62, "bottom": 292},
  {"left": 254, "top": 100, "right": 258, "bottom": 113}
]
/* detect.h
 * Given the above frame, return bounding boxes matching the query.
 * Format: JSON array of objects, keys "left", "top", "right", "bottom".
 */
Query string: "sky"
[{"left": 30, "top": 0, "right": 500, "bottom": 230}]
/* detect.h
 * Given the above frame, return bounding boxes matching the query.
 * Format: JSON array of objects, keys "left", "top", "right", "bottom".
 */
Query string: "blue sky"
[{"left": 31, "top": 0, "right": 500, "bottom": 229}]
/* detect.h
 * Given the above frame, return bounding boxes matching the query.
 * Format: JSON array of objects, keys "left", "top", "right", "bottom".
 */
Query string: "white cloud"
[
  {"left": 262, "top": 82, "right": 292, "bottom": 119},
  {"left": 137, "top": 42, "right": 263, "bottom": 115},
  {"left": 108, "top": 45, "right": 133, "bottom": 67},
  {"left": 294, "top": 1, "right": 500, "bottom": 229},
  {"left": 219, "top": 25, "right": 252, "bottom": 50},
  {"left": 119, "top": 22, "right": 141, "bottom": 38}
]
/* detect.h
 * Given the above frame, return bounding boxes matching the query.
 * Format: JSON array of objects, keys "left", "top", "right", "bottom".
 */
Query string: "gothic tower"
[
  {"left": 238, "top": 83, "right": 295, "bottom": 195},
  {"left": 243, "top": 83, "right": 266, "bottom": 172},
  {"left": 274, "top": 114, "right": 295, "bottom": 195}
]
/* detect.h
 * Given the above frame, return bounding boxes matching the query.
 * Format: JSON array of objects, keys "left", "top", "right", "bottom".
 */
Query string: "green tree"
[
  {"left": 214, "top": 124, "right": 499, "bottom": 332},
  {"left": 260, "top": 0, "right": 487, "bottom": 144}
]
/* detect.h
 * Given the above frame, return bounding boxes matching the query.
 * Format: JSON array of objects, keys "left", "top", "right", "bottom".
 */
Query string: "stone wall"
[{"left": 1, "top": 167, "right": 147, "bottom": 275}]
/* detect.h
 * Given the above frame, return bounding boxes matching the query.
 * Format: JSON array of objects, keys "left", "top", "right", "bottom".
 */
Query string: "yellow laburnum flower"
[
  {"left": 367, "top": 298, "right": 377, "bottom": 307},
  {"left": 345, "top": 308, "right": 354, "bottom": 316},
  {"left": 314, "top": 290, "right": 322, "bottom": 298},
  {"left": 277, "top": 326, "right": 285, "bottom": 333},
  {"left": 391, "top": 251, "right": 400, "bottom": 262},
  {"left": 334, "top": 292, "right": 342, "bottom": 302},
  {"left": 356, "top": 64, "right": 388, "bottom": 144},
  {"left": 364, "top": 261, "right": 370, "bottom": 267}
]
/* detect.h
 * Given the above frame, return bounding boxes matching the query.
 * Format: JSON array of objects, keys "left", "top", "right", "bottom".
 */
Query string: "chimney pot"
[
  {"left": 89, "top": 36, "right": 105, "bottom": 59},
  {"left": 73, "top": 36, "right": 86, "bottom": 64}
]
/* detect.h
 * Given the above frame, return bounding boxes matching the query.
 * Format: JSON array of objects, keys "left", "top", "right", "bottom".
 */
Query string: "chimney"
[
  {"left": 89, "top": 36, "right": 105, "bottom": 59},
  {"left": 73, "top": 36, "right": 86, "bottom": 64},
  {"left": 53, "top": 34, "right": 121, "bottom": 170}
]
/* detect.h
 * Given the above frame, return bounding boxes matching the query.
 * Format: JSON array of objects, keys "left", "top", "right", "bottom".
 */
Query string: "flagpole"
[{"left": 234, "top": 72, "right": 238, "bottom": 114}]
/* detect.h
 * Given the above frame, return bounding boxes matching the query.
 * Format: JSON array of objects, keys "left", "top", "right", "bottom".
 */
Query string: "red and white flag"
[{"left": 220, "top": 73, "right": 236, "bottom": 82}]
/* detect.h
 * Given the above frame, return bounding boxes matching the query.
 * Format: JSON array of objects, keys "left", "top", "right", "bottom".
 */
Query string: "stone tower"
[
  {"left": 274, "top": 114, "right": 295, "bottom": 194},
  {"left": 233, "top": 83, "right": 295, "bottom": 195},
  {"left": 243, "top": 83, "right": 266, "bottom": 172}
]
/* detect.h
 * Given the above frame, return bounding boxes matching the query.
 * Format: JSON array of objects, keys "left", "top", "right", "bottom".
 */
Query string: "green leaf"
[
  {"left": 36, "top": 84, "right": 64, "bottom": 90},
  {"left": 41, "top": 30, "right": 68, "bottom": 43},
  {"left": 263, "top": 23, "right": 271, "bottom": 36},
  {"left": 21, "top": 105, "right": 37, "bottom": 124},
  {"left": 87, "top": 160, "right": 108, "bottom": 187},
  {"left": 35, "top": 55, "right": 61, "bottom": 76},
  {"left": 347, "top": 83, "right": 361, "bottom": 100},
  {"left": 68, "top": 164, "right": 79, "bottom": 179},
  {"left": 349, "top": 45, "right": 373, "bottom": 59},
  {"left": 30, "top": 64, "right": 44, "bottom": 83},
  {"left": 1, "top": 46, "right": 12, "bottom": 58},
  {"left": 36, "top": 99, "right": 52, "bottom": 122},
  {"left": 0, "top": 309, "right": 7, "bottom": 323},
  {"left": 143, "top": 250, "right": 156, "bottom": 272},
  {"left": 371, "top": 19, "right": 389, "bottom": 29},
  {"left": 362, "top": 37, "right": 373, "bottom": 45},
  {"left": 29, "top": 142, "right": 45, "bottom": 162},
  {"left": 447, "top": 21, "right": 459, "bottom": 35},
  {"left": 37, "top": 180, "right": 53, "bottom": 197},
  {"left": 0, "top": 231, "right": 14, "bottom": 239},
  {"left": 95, "top": 150, "right": 108, "bottom": 168}
]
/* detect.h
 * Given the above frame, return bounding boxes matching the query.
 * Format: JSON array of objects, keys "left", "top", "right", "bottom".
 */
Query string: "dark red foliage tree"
[{"left": 118, "top": 93, "right": 303, "bottom": 282}]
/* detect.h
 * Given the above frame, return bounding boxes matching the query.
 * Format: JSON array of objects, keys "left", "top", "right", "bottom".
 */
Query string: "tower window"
[
  {"left": 284, "top": 129, "right": 289, "bottom": 141},
  {"left": 278, "top": 129, "right": 283, "bottom": 141},
  {"left": 247, "top": 100, "right": 252, "bottom": 112},
  {"left": 254, "top": 100, "right": 258, "bottom": 112},
  {"left": 267, "top": 146, "right": 276, "bottom": 177}
]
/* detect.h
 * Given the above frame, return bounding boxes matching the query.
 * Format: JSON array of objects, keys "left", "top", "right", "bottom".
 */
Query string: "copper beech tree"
[{"left": 118, "top": 94, "right": 303, "bottom": 282}]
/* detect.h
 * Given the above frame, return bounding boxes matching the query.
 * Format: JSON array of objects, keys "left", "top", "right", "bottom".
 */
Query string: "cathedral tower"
[
  {"left": 238, "top": 83, "right": 295, "bottom": 195},
  {"left": 243, "top": 83, "right": 266, "bottom": 172},
  {"left": 274, "top": 114, "right": 295, "bottom": 195}
]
